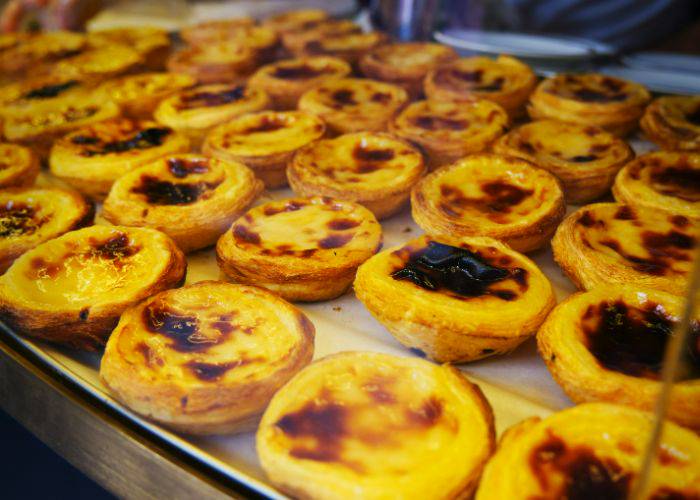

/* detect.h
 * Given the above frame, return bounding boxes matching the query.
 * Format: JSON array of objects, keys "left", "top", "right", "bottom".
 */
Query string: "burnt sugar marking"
[
  {"left": 89, "top": 233, "right": 140, "bottom": 261},
  {"left": 529, "top": 431, "right": 632, "bottom": 499},
  {"left": 331, "top": 89, "right": 357, "bottom": 106},
  {"left": 0, "top": 201, "right": 46, "bottom": 237},
  {"left": 318, "top": 233, "right": 353, "bottom": 249},
  {"left": 649, "top": 162, "right": 700, "bottom": 202},
  {"left": 327, "top": 218, "right": 360, "bottom": 230},
  {"left": 352, "top": 143, "right": 396, "bottom": 174},
  {"left": 262, "top": 199, "right": 308, "bottom": 216},
  {"left": 413, "top": 115, "right": 469, "bottom": 131},
  {"left": 167, "top": 157, "right": 209, "bottom": 178},
  {"left": 581, "top": 300, "right": 700, "bottom": 380},
  {"left": 614, "top": 206, "right": 636, "bottom": 221},
  {"left": 132, "top": 176, "right": 221, "bottom": 205},
  {"left": 370, "top": 92, "right": 392, "bottom": 104},
  {"left": 404, "top": 396, "right": 443, "bottom": 428},
  {"left": 76, "top": 127, "right": 172, "bottom": 157},
  {"left": 241, "top": 115, "right": 287, "bottom": 134},
  {"left": 438, "top": 182, "right": 534, "bottom": 223},
  {"left": 232, "top": 224, "right": 261, "bottom": 244},
  {"left": 185, "top": 357, "right": 260, "bottom": 381},
  {"left": 569, "top": 155, "right": 597, "bottom": 163},
  {"left": 391, "top": 240, "right": 527, "bottom": 300},
  {"left": 177, "top": 85, "right": 245, "bottom": 109},
  {"left": 23, "top": 79, "right": 78, "bottom": 99},
  {"left": 272, "top": 63, "right": 330, "bottom": 80}
]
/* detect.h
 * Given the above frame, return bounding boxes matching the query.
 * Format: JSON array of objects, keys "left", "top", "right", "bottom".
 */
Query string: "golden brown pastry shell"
[
  {"left": 493, "top": 120, "right": 634, "bottom": 204},
  {"left": 0, "top": 225, "right": 186, "bottom": 350},
  {"left": 640, "top": 95, "right": 700, "bottom": 151},
  {"left": 527, "top": 73, "right": 651, "bottom": 136},
  {"left": 103, "top": 154, "right": 263, "bottom": 253},
  {"left": 216, "top": 196, "right": 382, "bottom": 301},
  {"left": 354, "top": 235, "right": 555, "bottom": 363},
  {"left": 612, "top": 151, "right": 700, "bottom": 221},
  {"left": 257, "top": 351, "right": 496, "bottom": 499},
  {"left": 0, "top": 143, "right": 39, "bottom": 189},
  {"left": 166, "top": 44, "right": 257, "bottom": 84},
  {"left": 87, "top": 27, "right": 172, "bottom": 71},
  {"left": 537, "top": 284, "right": 700, "bottom": 431},
  {"left": 551, "top": 202, "right": 695, "bottom": 295},
  {"left": 100, "top": 281, "right": 314, "bottom": 435},
  {"left": 389, "top": 99, "right": 509, "bottom": 170},
  {"left": 411, "top": 154, "right": 566, "bottom": 252}
]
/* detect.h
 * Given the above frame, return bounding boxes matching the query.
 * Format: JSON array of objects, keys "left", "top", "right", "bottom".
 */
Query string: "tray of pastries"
[{"left": 0, "top": 7, "right": 699, "bottom": 499}]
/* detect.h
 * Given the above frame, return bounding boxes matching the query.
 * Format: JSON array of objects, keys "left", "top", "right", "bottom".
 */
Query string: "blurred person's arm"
[{"left": 1, "top": 0, "right": 104, "bottom": 32}]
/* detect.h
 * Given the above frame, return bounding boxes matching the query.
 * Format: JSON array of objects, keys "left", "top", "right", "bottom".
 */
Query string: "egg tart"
[
  {"left": 493, "top": 120, "right": 634, "bottom": 203},
  {"left": 389, "top": 99, "right": 509, "bottom": 170},
  {"left": 103, "top": 154, "right": 262, "bottom": 253},
  {"left": 180, "top": 17, "right": 255, "bottom": 46},
  {"left": 0, "top": 31, "right": 85, "bottom": 78},
  {"left": 50, "top": 45, "right": 142, "bottom": 82},
  {"left": 166, "top": 43, "right": 257, "bottom": 84},
  {"left": 257, "top": 351, "right": 495, "bottom": 499},
  {"left": 249, "top": 56, "right": 352, "bottom": 110},
  {"left": 203, "top": 110, "right": 325, "bottom": 188},
  {"left": 552, "top": 203, "right": 696, "bottom": 295},
  {"left": 292, "top": 31, "right": 387, "bottom": 66},
  {"left": 538, "top": 285, "right": 700, "bottom": 431},
  {"left": 50, "top": 118, "right": 190, "bottom": 201},
  {"left": 288, "top": 132, "right": 425, "bottom": 219},
  {"left": 154, "top": 84, "right": 270, "bottom": 147},
  {"left": 216, "top": 197, "right": 381, "bottom": 301},
  {"left": 0, "top": 188, "right": 93, "bottom": 273},
  {"left": 298, "top": 78, "right": 408, "bottom": 135},
  {"left": 87, "top": 27, "right": 171, "bottom": 71},
  {"left": 360, "top": 42, "right": 458, "bottom": 98},
  {"left": 475, "top": 402, "right": 700, "bottom": 500},
  {"left": 184, "top": 25, "right": 278, "bottom": 64},
  {"left": 101, "top": 281, "right": 314, "bottom": 434},
  {"left": 411, "top": 154, "right": 565, "bottom": 252},
  {"left": 528, "top": 73, "right": 651, "bottom": 136},
  {"left": 355, "top": 235, "right": 554, "bottom": 362},
  {"left": 0, "top": 74, "right": 92, "bottom": 109},
  {"left": 99, "top": 72, "right": 195, "bottom": 119},
  {"left": 424, "top": 55, "right": 536, "bottom": 118},
  {"left": 0, "top": 143, "right": 39, "bottom": 189},
  {"left": 280, "top": 19, "right": 361, "bottom": 56},
  {"left": 613, "top": 152, "right": 700, "bottom": 221},
  {"left": 641, "top": 95, "right": 700, "bottom": 151},
  {"left": 0, "top": 225, "right": 186, "bottom": 350},
  {"left": 1, "top": 96, "right": 120, "bottom": 160},
  {"left": 262, "top": 9, "right": 329, "bottom": 36}
]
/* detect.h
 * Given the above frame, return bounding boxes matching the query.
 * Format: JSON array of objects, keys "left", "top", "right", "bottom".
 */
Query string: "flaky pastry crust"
[
  {"left": 0, "top": 143, "right": 39, "bottom": 189},
  {"left": 154, "top": 84, "right": 271, "bottom": 147},
  {"left": 100, "top": 281, "right": 314, "bottom": 434},
  {"left": 537, "top": 285, "right": 700, "bottom": 431},
  {"left": 528, "top": 73, "right": 651, "bottom": 136},
  {"left": 389, "top": 99, "right": 509, "bottom": 170},
  {"left": 203, "top": 110, "right": 325, "bottom": 188},
  {"left": 99, "top": 72, "right": 195, "bottom": 119},
  {"left": 261, "top": 9, "right": 329, "bottom": 36},
  {"left": 249, "top": 56, "right": 351, "bottom": 110},
  {"left": 216, "top": 196, "right": 381, "bottom": 301},
  {"left": 551, "top": 203, "right": 696, "bottom": 295},
  {"left": 50, "top": 118, "right": 190, "bottom": 200},
  {"left": 0, "top": 187, "right": 94, "bottom": 273},
  {"left": 87, "top": 27, "right": 171, "bottom": 70},
  {"left": 424, "top": 55, "right": 536, "bottom": 118},
  {"left": 640, "top": 95, "right": 700, "bottom": 151},
  {"left": 476, "top": 403, "right": 700, "bottom": 499},
  {"left": 0, "top": 225, "right": 186, "bottom": 350},
  {"left": 359, "top": 42, "right": 458, "bottom": 98},
  {"left": 298, "top": 77, "right": 408, "bottom": 135},
  {"left": 612, "top": 151, "right": 700, "bottom": 221},
  {"left": 103, "top": 154, "right": 262, "bottom": 253},
  {"left": 411, "top": 154, "right": 566, "bottom": 252},
  {"left": 355, "top": 235, "right": 555, "bottom": 363},
  {"left": 493, "top": 120, "right": 634, "bottom": 203},
  {"left": 166, "top": 43, "right": 257, "bottom": 84},
  {"left": 288, "top": 132, "right": 425, "bottom": 219},
  {"left": 0, "top": 31, "right": 85, "bottom": 78},
  {"left": 257, "top": 351, "right": 496, "bottom": 500}
]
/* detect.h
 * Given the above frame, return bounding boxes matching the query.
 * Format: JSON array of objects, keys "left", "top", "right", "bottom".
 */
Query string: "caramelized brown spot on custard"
[
  {"left": 438, "top": 182, "right": 534, "bottom": 223},
  {"left": 391, "top": 241, "right": 527, "bottom": 300},
  {"left": 90, "top": 233, "right": 140, "bottom": 260},
  {"left": 614, "top": 206, "right": 636, "bottom": 220},
  {"left": 572, "top": 88, "right": 627, "bottom": 103},
  {"left": 143, "top": 303, "right": 230, "bottom": 353},
  {"left": 331, "top": 89, "right": 356, "bottom": 106},
  {"left": 242, "top": 115, "right": 287, "bottom": 134},
  {"left": 671, "top": 215, "right": 690, "bottom": 228},
  {"left": 177, "top": 85, "right": 245, "bottom": 109},
  {"left": 569, "top": 155, "right": 597, "bottom": 163},
  {"left": 529, "top": 431, "right": 632, "bottom": 499},
  {"left": 370, "top": 92, "right": 391, "bottom": 103},
  {"left": 76, "top": 127, "right": 172, "bottom": 157},
  {"left": 23, "top": 79, "right": 78, "bottom": 99},
  {"left": 272, "top": 63, "right": 329, "bottom": 80},
  {"left": 404, "top": 397, "right": 443, "bottom": 428},
  {"left": 327, "top": 218, "right": 360, "bottom": 230},
  {"left": 413, "top": 115, "right": 469, "bottom": 131},
  {"left": 649, "top": 487, "right": 699, "bottom": 500},
  {"left": 185, "top": 358, "right": 258, "bottom": 381},
  {"left": 0, "top": 201, "right": 45, "bottom": 237},
  {"left": 318, "top": 233, "right": 353, "bottom": 249},
  {"left": 233, "top": 224, "right": 261, "bottom": 244},
  {"left": 262, "top": 199, "right": 308, "bottom": 216},
  {"left": 650, "top": 163, "right": 700, "bottom": 202},
  {"left": 167, "top": 157, "right": 209, "bottom": 178},
  {"left": 132, "top": 176, "right": 221, "bottom": 205},
  {"left": 581, "top": 300, "right": 700, "bottom": 380}
]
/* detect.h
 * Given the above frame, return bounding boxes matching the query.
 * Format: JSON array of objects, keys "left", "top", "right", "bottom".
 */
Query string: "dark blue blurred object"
[{"left": 0, "top": 409, "right": 113, "bottom": 500}]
